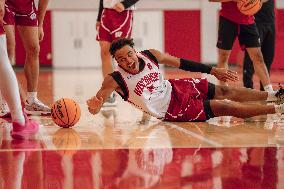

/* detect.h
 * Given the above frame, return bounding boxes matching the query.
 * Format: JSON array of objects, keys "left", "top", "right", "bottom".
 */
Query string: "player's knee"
[
  {"left": 251, "top": 52, "right": 265, "bottom": 64},
  {"left": 219, "top": 85, "right": 231, "bottom": 98},
  {"left": 26, "top": 44, "right": 40, "bottom": 56},
  {"left": 101, "top": 48, "right": 110, "bottom": 56}
]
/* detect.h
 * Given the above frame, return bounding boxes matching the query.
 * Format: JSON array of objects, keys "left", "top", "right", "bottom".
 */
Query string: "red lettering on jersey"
[
  {"left": 134, "top": 72, "right": 159, "bottom": 96},
  {"left": 147, "top": 63, "right": 153, "bottom": 70}
]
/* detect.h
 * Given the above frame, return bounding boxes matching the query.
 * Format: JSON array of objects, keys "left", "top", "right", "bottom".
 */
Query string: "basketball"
[
  {"left": 52, "top": 128, "right": 82, "bottom": 155},
  {"left": 51, "top": 98, "right": 81, "bottom": 128},
  {"left": 237, "top": 0, "right": 262, "bottom": 16}
]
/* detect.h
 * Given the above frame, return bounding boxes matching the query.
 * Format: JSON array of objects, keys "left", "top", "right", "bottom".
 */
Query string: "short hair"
[{"left": 109, "top": 38, "right": 135, "bottom": 57}]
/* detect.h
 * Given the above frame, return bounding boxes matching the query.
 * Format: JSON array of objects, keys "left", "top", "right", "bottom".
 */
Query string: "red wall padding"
[
  {"left": 164, "top": 10, "right": 201, "bottom": 62},
  {"left": 273, "top": 9, "right": 284, "bottom": 69}
]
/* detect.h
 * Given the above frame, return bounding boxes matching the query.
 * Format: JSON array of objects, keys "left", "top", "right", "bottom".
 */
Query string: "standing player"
[
  {"left": 1, "top": 0, "right": 51, "bottom": 116},
  {"left": 87, "top": 38, "right": 284, "bottom": 122},
  {"left": 243, "top": 0, "right": 275, "bottom": 90},
  {"left": 209, "top": 0, "right": 274, "bottom": 92},
  {"left": 0, "top": 0, "right": 38, "bottom": 139},
  {"left": 96, "top": 0, "right": 139, "bottom": 106}
]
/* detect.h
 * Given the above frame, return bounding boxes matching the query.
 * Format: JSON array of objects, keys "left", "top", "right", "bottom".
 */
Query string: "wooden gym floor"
[{"left": 0, "top": 67, "right": 284, "bottom": 189}]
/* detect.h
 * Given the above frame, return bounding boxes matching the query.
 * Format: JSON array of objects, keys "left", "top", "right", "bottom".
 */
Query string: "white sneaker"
[
  {"left": 103, "top": 93, "right": 117, "bottom": 107},
  {"left": 0, "top": 97, "right": 10, "bottom": 118},
  {"left": 24, "top": 99, "right": 51, "bottom": 116},
  {"left": 275, "top": 103, "right": 284, "bottom": 114},
  {"left": 275, "top": 85, "right": 284, "bottom": 105}
]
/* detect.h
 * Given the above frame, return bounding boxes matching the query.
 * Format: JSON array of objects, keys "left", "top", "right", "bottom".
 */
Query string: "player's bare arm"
[
  {"left": 114, "top": 0, "right": 140, "bottom": 12},
  {"left": 87, "top": 75, "right": 119, "bottom": 115},
  {"left": 38, "top": 0, "right": 50, "bottom": 41},
  {"left": 148, "top": 49, "right": 238, "bottom": 82}
]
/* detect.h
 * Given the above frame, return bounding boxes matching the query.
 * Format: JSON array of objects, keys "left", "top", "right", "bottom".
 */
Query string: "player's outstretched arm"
[
  {"left": 87, "top": 75, "right": 119, "bottom": 115},
  {"left": 148, "top": 49, "right": 238, "bottom": 82}
]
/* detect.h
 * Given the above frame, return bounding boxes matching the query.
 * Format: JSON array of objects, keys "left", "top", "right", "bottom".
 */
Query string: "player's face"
[{"left": 114, "top": 45, "right": 139, "bottom": 74}]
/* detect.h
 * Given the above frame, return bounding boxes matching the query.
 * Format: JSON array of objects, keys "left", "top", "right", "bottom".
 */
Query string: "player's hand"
[
  {"left": 38, "top": 25, "right": 44, "bottom": 42},
  {"left": 87, "top": 96, "right": 104, "bottom": 115},
  {"left": 96, "top": 21, "right": 100, "bottom": 31},
  {"left": 113, "top": 2, "right": 125, "bottom": 13},
  {"left": 211, "top": 67, "right": 239, "bottom": 82},
  {"left": 0, "top": 1, "right": 5, "bottom": 25}
]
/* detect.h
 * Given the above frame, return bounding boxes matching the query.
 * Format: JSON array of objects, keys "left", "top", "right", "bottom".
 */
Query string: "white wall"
[
  {"left": 52, "top": 11, "right": 101, "bottom": 68},
  {"left": 52, "top": 10, "right": 163, "bottom": 68}
]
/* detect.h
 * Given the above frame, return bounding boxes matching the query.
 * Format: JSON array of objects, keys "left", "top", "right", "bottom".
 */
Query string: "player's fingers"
[{"left": 227, "top": 71, "right": 239, "bottom": 81}]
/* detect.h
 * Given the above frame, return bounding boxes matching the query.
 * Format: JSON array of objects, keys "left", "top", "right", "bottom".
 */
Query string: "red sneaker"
[
  {"left": 0, "top": 112, "right": 11, "bottom": 119},
  {"left": 11, "top": 114, "right": 39, "bottom": 140}
]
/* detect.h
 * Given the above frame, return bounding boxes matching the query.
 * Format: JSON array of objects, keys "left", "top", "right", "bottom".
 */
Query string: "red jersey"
[
  {"left": 220, "top": 2, "right": 254, "bottom": 25},
  {"left": 5, "top": 0, "right": 35, "bottom": 15}
]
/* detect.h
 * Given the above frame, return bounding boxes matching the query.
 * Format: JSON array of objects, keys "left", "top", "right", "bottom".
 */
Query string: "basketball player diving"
[{"left": 87, "top": 38, "right": 284, "bottom": 122}]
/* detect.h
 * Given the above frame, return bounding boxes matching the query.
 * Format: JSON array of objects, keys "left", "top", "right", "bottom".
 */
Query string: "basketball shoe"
[
  {"left": 24, "top": 99, "right": 51, "bottom": 116},
  {"left": 275, "top": 84, "right": 284, "bottom": 105},
  {"left": 103, "top": 92, "right": 117, "bottom": 107},
  {"left": 11, "top": 113, "right": 39, "bottom": 140},
  {"left": 0, "top": 97, "right": 11, "bottom": 118}
]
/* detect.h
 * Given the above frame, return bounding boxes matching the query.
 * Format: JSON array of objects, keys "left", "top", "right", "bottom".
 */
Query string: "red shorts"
[
  {"left": 4, "top": 4, "right": 38, "bottom": 26},
  {"left": 164, "top": 78, "right": 211, "bottom": 122},
  {"left": 97, "top": 9, "right": 133, "bottom": 42}
]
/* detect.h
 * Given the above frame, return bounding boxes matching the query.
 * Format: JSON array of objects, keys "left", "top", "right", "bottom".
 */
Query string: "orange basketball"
[
  {"left": 51, "top": 98, "right": 81, "bottom": 128},
  {"left": 237, "top": 0, "right": 262, "bottom": 16}
]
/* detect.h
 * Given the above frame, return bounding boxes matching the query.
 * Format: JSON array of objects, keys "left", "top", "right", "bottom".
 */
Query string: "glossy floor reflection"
[
  {"left": 0, "top": 68, "right": 284, "bottom": 188},
  {"left": 0, "top": 146, "right": 282, "bottom": 189}
]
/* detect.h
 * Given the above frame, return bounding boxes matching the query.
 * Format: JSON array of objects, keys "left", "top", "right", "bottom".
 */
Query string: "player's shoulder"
[{"left": 140, "top": 49, "right": 159, "bottom": 64}]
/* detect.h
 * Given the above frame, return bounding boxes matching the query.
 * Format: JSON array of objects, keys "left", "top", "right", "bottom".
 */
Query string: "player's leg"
[
  {"left": 216, "top": 16, "right": 238, "bottom": 85},
  {"left": 239, "top": 23, "right": 272, "bottom": 91},
  {"left": 243, "top": 50, "right": 254, "bottom": 89},
  {"left": 3, "top": 25, "right": 16, "bottom": 65},
  {"left": 246, "top": 47, "right": 271, "bottom": 90},
  {"left": 99, "top": 40, "right": 117, "bottom": 106},
  {"left": 259, "top": 23, "right": 275, "bottom": 90},
  {"left": 0, "top": 34, "right": 39, "bottom": 139},
  {"left": 209, "top": 100, "right": 283, "bottom": 118},
  {"left": 213, "top": 84, "right": 283, "bottom": 103},
  {"left": 17, "top": 25, "right": 50, "bottom": 115},
  {"left": 99, "top": 40, "right": 113, "bottom": 78}
]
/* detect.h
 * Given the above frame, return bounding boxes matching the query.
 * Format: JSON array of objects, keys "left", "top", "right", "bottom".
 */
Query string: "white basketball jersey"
[
  {"left": 116, "top": 52, "right": 172, "bottom": 119},
  {"left": 103, "top": 0, "right": 136, "bottom": 10}
]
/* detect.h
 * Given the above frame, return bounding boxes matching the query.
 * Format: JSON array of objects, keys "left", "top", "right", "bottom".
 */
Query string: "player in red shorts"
[
  {"left": 0, "top": 0, "right": 50, "bottom": 116},
  {"left": 209, "top": 0, "right": 274, "bottom": 92},
  {"left": 87, "top": 38, "right": 284, "bottom": 122},
  {"left": 0, "top": 0, "right": 38, "bottom": 139},
  {"left": 96, "top": 0, "right": 139, "bottom": 106}
]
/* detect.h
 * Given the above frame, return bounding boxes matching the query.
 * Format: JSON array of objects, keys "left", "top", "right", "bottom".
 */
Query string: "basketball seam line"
[
  {"left": 240, "top": 0, "right": 261, "bottom": 12},
  {"left": 52, "top": 103, "right": 67, "bottom": 127},
  {"left": 69, "top": 101, "right": 78, "bottom": 126},
  {"left": 62, "top": 98, "right": 70, "bottom": 127}
]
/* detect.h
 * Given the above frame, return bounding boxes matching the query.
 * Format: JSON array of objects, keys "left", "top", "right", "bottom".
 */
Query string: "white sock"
[
  {"left": 266, "top": 91, "right": 277, "bottom": 101},
  {"left": 274, "top": 104, "right": 284, "bottom": 114},
  {"left": 264, "top": 84, "right": 274, "bottom": 93},
  {"left": 26, "top": 92, "right": 37, "bottom": 104},
  {"left": 0, "top": 35, "right": 25, "bottom": 125}
]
